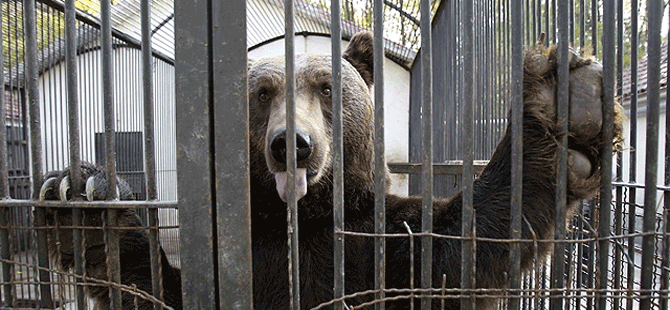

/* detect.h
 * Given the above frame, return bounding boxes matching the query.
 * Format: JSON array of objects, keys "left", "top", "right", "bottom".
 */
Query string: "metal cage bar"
[
  {"left": 22, "top": 0, "right": 55, "bottom": 307},
  {"left": 0, "top": 2, "right": 11, "bottom": 305},
  {"left": 63, "top": 1, "right": 86, "bottom": 309},
  {"left": 140, "top": 0, "right": 165, "bottom": 308},
  {"left": 460, "top": 0, "right": 475, "bottom": 309},
  {"left": 373, "top": 1, "right": 387, "bottom": 309},
  {"left": 599, "top": 1, "right": 615, "bottom": 309},
  {"left": 175, "top": 0, "right": 217, "bottom": 306},
  {"left": 640, "top": 1, "right": 663, "bottom": 309},
  {"left": 331, "top": 1, "right": 345, "bottom": 309},
  {"left": 285, "top": 1, "right": 300, "bottom": 308},
  {"left": 419, "top": 0, "right": 433, "bottom": 309},
  {"left": 550, "top": 0, "right": 571, "bottom": 309},
  {"left": 211, "top": 0, "right": 253, "bottom": 307},
  {"left": 626, "top": 2, "right": 639, "bottom": 309},
  {"left": 508, "top": 0, "right": 524, "bottom": 309},
  {"left": 100, "top": 0, "right": 123, "bottom": 307}
]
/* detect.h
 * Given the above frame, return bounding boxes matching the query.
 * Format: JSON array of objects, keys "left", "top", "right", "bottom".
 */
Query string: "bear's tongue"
[{"left": 274, "top": 168, "right": 308, "bottom": 203}]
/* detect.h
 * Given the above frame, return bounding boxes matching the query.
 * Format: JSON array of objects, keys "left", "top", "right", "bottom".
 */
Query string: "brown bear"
[
  {"left": 39, "top": 30, "right": 622, "bottom": 309},
  {"left": 247, "top": 31, "right": 622, "bottom": 309},
  {"left": 39, "top": 162, "right": 182, "bottom": 310}
]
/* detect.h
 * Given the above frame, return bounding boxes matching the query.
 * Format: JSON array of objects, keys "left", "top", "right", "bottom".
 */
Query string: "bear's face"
[{"left": 248, "top": 32, "right": 379, "bottom": 202}]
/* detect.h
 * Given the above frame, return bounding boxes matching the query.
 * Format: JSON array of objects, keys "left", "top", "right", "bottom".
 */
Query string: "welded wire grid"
[{"left": 1, "top": 0, "right": 178, "bottom": 308}]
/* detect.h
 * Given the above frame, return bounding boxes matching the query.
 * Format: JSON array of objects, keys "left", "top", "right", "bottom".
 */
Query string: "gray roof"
[
  {"left": 621, "top": 41, "right": 668, "bottom": 99},
  {"left": 4, "top": 0, "right": 439, "bottom": 88}
]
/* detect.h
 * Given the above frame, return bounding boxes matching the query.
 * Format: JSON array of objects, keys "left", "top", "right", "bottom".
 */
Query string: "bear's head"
[{"left": 248, "top": 32, "right": 388, "bottom": 207}]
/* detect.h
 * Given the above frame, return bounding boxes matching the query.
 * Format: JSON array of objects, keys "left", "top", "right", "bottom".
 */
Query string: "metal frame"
[{"left": 0, "top": 0, "right": 668, "bottom": 309}]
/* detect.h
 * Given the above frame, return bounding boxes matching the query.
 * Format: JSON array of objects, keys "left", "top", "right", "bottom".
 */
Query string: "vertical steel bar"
[
  {"left": 579, "top": 0, "right": 585, "bottom": 49},
  {"left": 662, "top": 3, "right": 670, "bottom": 308},
  {"left": 626, "top": 2, "right": 638, "bottom": 310},
  {"left": 141, "top": 0, "right": 164, "bottom": 308},
  {"left": 331, "top": 0, "right": 345, "bottom": 309},
  {"left": 550, "top": 0, "right": 570, "bottom": 309},
  {"left": 285, "top": 1, "right": 300, "bottom": 308},
  {"left": 598, "top": 1, "right": 615, "bottom": 309},
  {"left": 544, "top": 0, "right": 549, "bottom": 45},
  {"left": 640, "top": 1, "right": 663, "bottom": 309},
  {"left": 0, "top": 2, "right": 11, "bottom": 304},
  {"left": 533, "top": 0, "right": 538, "bottom": 43},
  {"left": 22, "top": 0, "right": 54, "bottom": 307},
  {"left": 461, "top": 0, "right": 474, "bottom": 309},
  {"left": 373, "top": 0, "right": 386, "bottom": 310},
  {"left": 588, "top": 4, "right": 598, "bottom": 310},
  {"left": 64, "top": 1, "right": 85, "bottom": 309},
  {"left": 551, "top": 0, "right": 556, "bottom": 44},
  {"left": 175, "top": 0, "right": 218, "bottom": 306},
  {"left": 99, "top": 1, "right": 123, "bottom": 308},
  {"left": 420, "top": 0, "right": 433, "bottom": 308},
  {"left": 613, "top": 1, "right": 624, "bottom": 309},
  {"left": 591, "top": 0, "right": 597, "bottom": 55},
  {"left": 211, "top": 0, "right": 253, "bottom": 307},
  {"left": 373, "top": 0, "right": 386, "bottom": 309},
  {"left": 569, "top": 0, "right": 575, "bottom": 45},
  {"left": 508, "top": 0, "right": 523, "bottom": 309}
]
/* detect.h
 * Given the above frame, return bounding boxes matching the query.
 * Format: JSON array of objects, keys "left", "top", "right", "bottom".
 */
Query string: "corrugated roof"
[{"left": 4, "top": 0, "right": 436, "bottom": 85}]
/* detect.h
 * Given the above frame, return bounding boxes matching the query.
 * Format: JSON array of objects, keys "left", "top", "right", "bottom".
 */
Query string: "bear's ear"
[{"left": 343, "top": 31, "right": 374, "bottom": 87}]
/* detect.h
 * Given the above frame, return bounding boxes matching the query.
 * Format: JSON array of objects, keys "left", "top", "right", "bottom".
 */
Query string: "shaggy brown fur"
[{"left": 247, "top": 31, "right": 623, "bottom": 309}]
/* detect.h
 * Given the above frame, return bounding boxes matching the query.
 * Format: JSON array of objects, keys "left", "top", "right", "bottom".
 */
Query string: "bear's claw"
[
  {"left": 39, "top": 163, "right": 134, "bottom": 202},
  {"left": 39, "top": 177, "right": 58, "bottom": 201}
]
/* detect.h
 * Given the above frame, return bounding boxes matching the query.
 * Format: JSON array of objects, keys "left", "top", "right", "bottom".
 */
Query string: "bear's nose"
[{"left": 270, "top": 128, "right": 313, "bottom": 164}]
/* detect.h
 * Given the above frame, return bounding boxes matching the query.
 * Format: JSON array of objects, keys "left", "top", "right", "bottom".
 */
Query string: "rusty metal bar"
[
  {"left": 331, "top": 0, "right": 344, "bottom": 309},
  {"left": 613, "top": 1, "right": 625, "bottom": 309},
  {"left": 508, "top": 0, "right": 523, "bottom": 308},
  {"left": 579, "top": 0, "right": 585, "bottom": 49},
  {"left": 285, "top": 1, "right": 300, "bottom": 308},
  {"left": 211, "top": 0, "right": 253, "bottom": 307},
  {"left": 660, "top": 4, "right": 670, "bottom": 309},
  {"left": 460, "top": 0, "right": 475, "bottom": 309},
  {"left": 175, "top": 0, "right": 217, "bottom": 306},
  {"left": 420, "top": 0, "right": 433, "bottom": 308},
  {"left": 99, "top": 0, "right": 123, "bottom": 308},
  {"left": 22, "top": 0, "right": 54, "bottom": 307},
  {"left": 663, "top": 3, "right": 670, "bottom": 309},
  {"left": 0, "top": 3, "right": 11, "bottom": 303},
  {"left": 64, "top": 0, "right": 86, "bottom": 308},
  {"left": 626, "top": 2, "right": 639, "bottom": 310},
  {"left": 591, "top": 0, "right": 598, "bottom": 55},
  {"left": 373, "top": 1, "right": 386, "bottom": 308},
  {"left": 140, "top": 0, "right": 164, "bottom": 308},
  {"left": 640, "top": 1, "right": 663, "bottom": 309},
  {"left": 598, "top": 1, "right": 615, "bottom": 309},
  {"left": 550, "top": 0, "right": 570, "bottom": 308}
]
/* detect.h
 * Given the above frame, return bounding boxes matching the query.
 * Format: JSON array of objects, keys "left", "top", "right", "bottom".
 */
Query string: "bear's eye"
[
  {"left": 320, "top": 85, "right": 332, "bottom": 98},
  {"left": 258, "top": 90, "right": 270, "bottom": 102}
]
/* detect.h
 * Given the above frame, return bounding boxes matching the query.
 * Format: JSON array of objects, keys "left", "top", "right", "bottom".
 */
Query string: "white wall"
[
  {"left": 249, "top": 35, "right": 411, "bottom": 196},
  {"left": 618, "top": 93, "right": 667, "bottom": 219}
]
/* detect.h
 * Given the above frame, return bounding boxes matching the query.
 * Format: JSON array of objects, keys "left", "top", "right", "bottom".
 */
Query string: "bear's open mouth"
[{"left": 274, "top": 168, "right": 308, "bottom": 202}]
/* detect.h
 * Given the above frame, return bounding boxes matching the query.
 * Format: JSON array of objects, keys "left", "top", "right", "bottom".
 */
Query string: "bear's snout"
[{"left": 269, "top": 127, "right": 313, "bottom": 164}]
